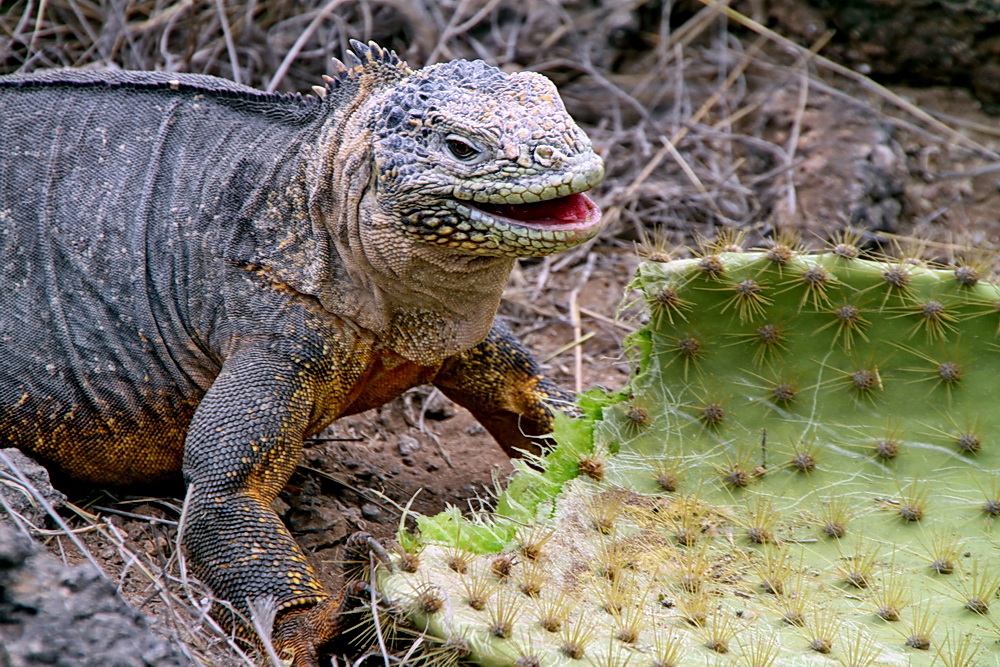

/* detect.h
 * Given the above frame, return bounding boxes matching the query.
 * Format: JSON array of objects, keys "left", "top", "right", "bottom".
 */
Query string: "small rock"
[
  {"left": 0, "top": 528, "right": 34, "bottom": 567},
  {"left": 0, "top": 448, "right": 66, "bottom": 529},
  {"left": 290, "top": 502, "right": 348, "bottom": 551},
  {"left": 341, "top": 506, "right": 365, "bottom": 531},
  {"left": 287, "top": 503, "right": 342, "bottom": 534},
  {"left": 465, "top": 423, "right": 486, "bottom": 436},
  {"left": 397, "top": 436, "right": 421, "bottom": 456},
  {"left": 0, "top": 524, "right": 187, "bottom": 666},
  {"left": 421, "top": 392, "right": 455, "bottom": 421},
  {"left": 270, "top": 497, "right": 291, "bottom": 517},
  {"left": 360, "top": 503, "right": 382, "bottom": 522}
]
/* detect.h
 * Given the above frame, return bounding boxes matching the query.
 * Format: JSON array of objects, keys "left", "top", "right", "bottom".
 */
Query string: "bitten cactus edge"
[{"left": 372, "top": 234, "right": 1000, "bottom": 666}]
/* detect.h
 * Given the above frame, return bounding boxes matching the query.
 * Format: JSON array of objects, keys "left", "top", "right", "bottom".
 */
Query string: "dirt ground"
[{"left": 2, "top": 0, "right": 1000, "bottom": 664}]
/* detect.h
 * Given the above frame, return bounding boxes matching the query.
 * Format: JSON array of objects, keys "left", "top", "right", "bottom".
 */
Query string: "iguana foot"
[
  {"left": 272, "top": 534, "right": 386, "bottom": 666},
  {"left": 272, "top": 596, "right": 341, "bottom": 667},
  {"left": 272, "top": 583, "right": 370, "bottom": 667}
]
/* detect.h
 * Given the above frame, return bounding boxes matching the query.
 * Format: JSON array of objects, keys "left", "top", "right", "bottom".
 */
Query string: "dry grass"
[
  {"left": 3, "top": 1, "right": 999, "bottom": 664},
  {"left": 5, "top": 0, "right": 997, "bottom": 259}
]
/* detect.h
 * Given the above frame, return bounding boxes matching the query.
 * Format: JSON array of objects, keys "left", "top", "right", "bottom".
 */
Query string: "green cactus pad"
[{"left": 375, "top": 246, "right": 1000, "bottom": 666}]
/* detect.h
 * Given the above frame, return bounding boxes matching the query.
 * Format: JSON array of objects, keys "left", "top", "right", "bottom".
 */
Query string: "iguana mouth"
[
  {"left": 473, "top": 192, "right": 601, "bottom": 230},
  {"left": 438, "top": 189, "right": 604, "bottom": 256}
]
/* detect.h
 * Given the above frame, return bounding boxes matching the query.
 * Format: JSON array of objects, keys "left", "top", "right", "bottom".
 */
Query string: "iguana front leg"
[
  {"left": 433, "top": 319, "right": 576, "bottom": 458},
  {"left": 182, "top": 341, "right": 360, "bottom": 666}
]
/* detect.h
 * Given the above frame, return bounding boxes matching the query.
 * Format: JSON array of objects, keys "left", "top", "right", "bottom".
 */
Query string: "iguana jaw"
[
  {"left": 472, "top": 192, "right": 601, "bottom": 231},
  {"left": 431, "top": 152, "right": 606, "bottom": 257},
  {"left": 441, "top": 191, "right": 602, "bottom": 256}
]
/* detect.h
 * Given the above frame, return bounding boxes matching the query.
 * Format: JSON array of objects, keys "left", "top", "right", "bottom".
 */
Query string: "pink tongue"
[{"left": 480, "top": 192, "right": 595, "bottom": 225}]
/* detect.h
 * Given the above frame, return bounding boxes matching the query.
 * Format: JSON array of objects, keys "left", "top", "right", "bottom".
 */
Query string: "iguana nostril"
[{"left": 533, "top": 145, "right": 565, "bottom": 167}]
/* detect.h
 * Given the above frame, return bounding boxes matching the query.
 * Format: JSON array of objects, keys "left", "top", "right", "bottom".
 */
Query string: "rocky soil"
[{"left": 1, "top": 451, "right": 189, "bottom": 666}]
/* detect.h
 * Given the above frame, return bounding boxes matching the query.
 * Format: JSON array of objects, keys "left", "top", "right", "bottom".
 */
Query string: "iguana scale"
[{"left": 0, "top": 41, "right": 604, "bottom": 665}]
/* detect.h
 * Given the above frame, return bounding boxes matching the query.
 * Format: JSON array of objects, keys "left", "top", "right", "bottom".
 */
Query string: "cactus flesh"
[{"left": 375, "top": 246, "right": 1000, "bottom": 666}]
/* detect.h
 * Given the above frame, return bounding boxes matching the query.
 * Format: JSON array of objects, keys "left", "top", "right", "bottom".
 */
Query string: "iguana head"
[
  {"left": 320, "top": 41, "right": 605, "bottom": 259},
  {"left": 306, "top": 42, "right": 605, "bottom": 360}
]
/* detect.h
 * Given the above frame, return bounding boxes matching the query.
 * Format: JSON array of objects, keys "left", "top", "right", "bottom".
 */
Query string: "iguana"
[{"left": 0, "top": 41, "right": 604, "bottom": 665}]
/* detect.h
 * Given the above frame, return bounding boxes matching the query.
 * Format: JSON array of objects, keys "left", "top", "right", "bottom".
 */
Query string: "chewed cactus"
[{"left": 372, "top": 238, "right": 1000, "bottom": 666}]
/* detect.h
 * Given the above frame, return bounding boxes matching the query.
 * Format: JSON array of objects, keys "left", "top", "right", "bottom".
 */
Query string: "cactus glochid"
[{"left": 374, "top": 244, "right": 1000, "bottom": 666}]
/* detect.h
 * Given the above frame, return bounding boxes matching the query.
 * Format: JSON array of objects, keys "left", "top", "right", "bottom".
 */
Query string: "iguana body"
[{"left": 0, "top": 42, "right": 603, "bottom": 664}]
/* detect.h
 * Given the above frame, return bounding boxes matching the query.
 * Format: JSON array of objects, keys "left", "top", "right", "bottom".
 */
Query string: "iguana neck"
[
  {"left": 334, "top": 214, "right": 516, "bottom": 365},
  {"left": 312, "top": 117, "right": 514, "bottom": 364},
  {"left": 239, "top": 114, "right": 513, "bottom": 366}
]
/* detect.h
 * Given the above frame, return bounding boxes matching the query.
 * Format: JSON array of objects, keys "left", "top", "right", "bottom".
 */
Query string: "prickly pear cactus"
[{"left": 373, "top": 238, "right": 1000, "bottom": 666}]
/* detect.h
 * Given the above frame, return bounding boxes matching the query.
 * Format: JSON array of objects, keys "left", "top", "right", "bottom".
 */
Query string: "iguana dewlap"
[{"left": 0, "top": 41, "right": 603, "bottom": 664}]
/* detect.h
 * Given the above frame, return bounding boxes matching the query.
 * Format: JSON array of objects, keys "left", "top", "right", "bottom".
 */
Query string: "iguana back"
[{"left": 0, "top": 71, "right": 324, "bottom": 481}]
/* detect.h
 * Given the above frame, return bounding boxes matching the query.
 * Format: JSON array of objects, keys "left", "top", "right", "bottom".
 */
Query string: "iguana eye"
[{"left": 445, "top": 134, "right": 484, "bottom": 162}]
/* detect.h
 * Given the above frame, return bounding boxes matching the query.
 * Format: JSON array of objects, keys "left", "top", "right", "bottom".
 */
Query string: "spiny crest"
[{"left": 311, "top": 39, "right": 412, "bottom": 100}]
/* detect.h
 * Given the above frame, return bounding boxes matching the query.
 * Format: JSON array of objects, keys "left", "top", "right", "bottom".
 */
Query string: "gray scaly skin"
[{"left": 0, "top": 41, "right": 604, "bottom": 665}]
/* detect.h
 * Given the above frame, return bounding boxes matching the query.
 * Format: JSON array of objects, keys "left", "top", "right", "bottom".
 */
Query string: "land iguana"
[{"left": 0, "top": 41, "right": 604, "bottom": 664}]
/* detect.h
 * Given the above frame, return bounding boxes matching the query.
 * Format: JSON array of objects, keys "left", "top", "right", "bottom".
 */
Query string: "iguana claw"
[
  {"left": 344, "top": 531, "right": 392, "bottom": 572},
  {"left": 272, "top": 541, "right": 380, "bottom": 666},
  {"left": 272, "top": 596, "right": 342, "bottom": 667}
]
